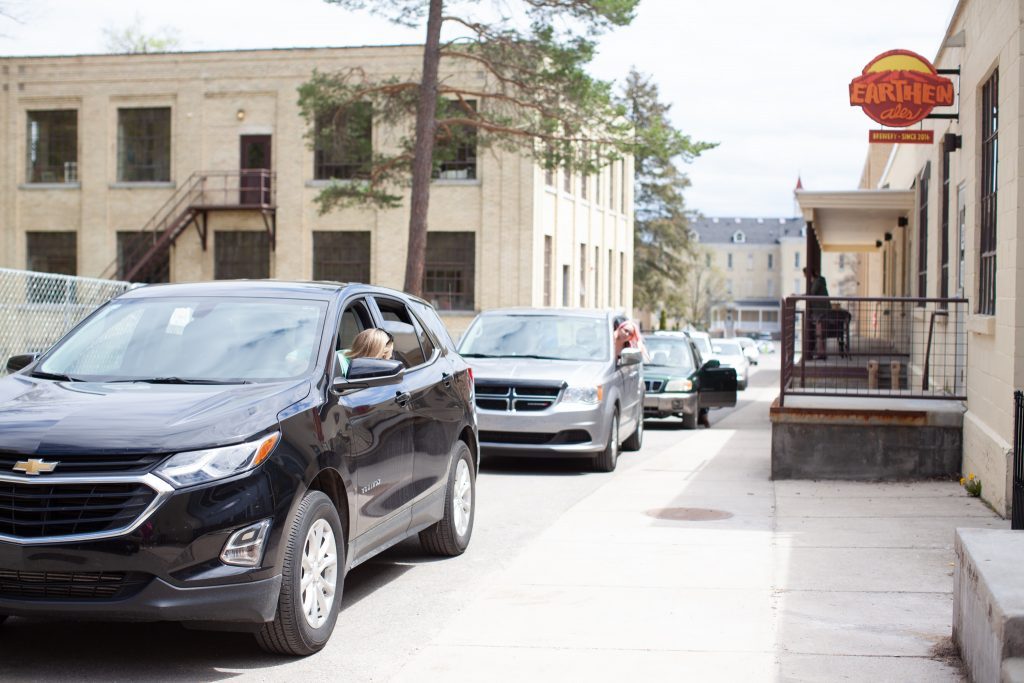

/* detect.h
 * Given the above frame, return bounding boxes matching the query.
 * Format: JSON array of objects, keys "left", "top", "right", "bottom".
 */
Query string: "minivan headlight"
[
  {"left": 155, "top": 432, "right": 280, "bottom": 488},
  {"left": 665, "top": 379, "right": 693, "bottom": 392},
  {"left": 563, "top": 385, "right": 602, "bottom": 404}
]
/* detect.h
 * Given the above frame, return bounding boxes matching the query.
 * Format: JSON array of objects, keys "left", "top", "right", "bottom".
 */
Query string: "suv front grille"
[
  {"left": 474, "top": 381, "right": 565, "bottom": 412},
  {"left": 0, "top": 453, "right": 163, "bottom": 476},
  {"left": 0, "top": 569, "right": 151, "bottom": 600},
  {"left": 644, "top": 379, "right": 665, "bottom": 393},
  {"left": 0, "top": 481, "right": 157, "bottom": 539}
]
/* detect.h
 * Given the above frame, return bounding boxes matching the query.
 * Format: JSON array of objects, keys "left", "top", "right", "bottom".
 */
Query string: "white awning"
[{"left": 796, "top": 189, "right": 914, "bottom": 250}]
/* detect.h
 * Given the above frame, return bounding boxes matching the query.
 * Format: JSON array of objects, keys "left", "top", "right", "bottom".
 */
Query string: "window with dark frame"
[
  {"left": 117, "top": 107, "right": 171, "bottom": 182},
  {"left": 26, "top": 232, "right": 77, "bottom": 303},
  {"left": 314, "top": 102, "right": 372, "bottom": 181},
  {"left": 214, "top": 231, "right": 270, "bottom": 280},
  {"left": 26, "top": 110, "right": 77, "bottom": 184},
  {"left": 313, "top": 231, "right": 371, "bottom": 283},
  {"left": 941, "top": 145, "right": 951, "bottom": 300},
  {"left": 543, "top": 236, "right": 552, "bottom": 306},
  {"left": 423, "top": 232, "right": 475, "bottom": 310},
  {"left": 979, "top": 69, "right": 998, "bottom": 315},
  {"left": 117, "top": 231, "right": 169, "bottom": 284},
  {"left": 768, "top": 253, "right": 774, "bottom": 270},
  {"left": 917, "top": 162, "right": 930, "bottom": 304},
  {"left": 434, "top": 100, "right": 477, "bottom": 180}
]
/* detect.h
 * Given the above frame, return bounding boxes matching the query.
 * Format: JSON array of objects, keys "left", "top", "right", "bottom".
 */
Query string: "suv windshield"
[
  {"left": 645, "top": 337, "right": 695, "bottom": 372},
  {"left": 458, "top": 314, "right": 609, "bottom": 362},
  {"left": 38, "top": 296, "right": 328, "bottom": 382}
]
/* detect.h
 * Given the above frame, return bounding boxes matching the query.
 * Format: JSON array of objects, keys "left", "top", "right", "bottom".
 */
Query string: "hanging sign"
[{"left": 849, "top": 49, "right": 954, "bottom": 127}]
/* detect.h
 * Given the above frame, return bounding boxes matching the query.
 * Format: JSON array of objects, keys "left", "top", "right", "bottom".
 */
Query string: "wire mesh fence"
[
  {"left": 0, "top": 268, "right": 131, "bottom": 375},
  {"left": 780, "top": 296, "right": 968, "bottom": 404}
]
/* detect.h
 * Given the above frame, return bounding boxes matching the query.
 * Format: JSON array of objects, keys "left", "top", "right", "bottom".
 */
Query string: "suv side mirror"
[
  {"left": 6, "top": 353, "right": 38, "bottom": 373},
  {"left": 332, "top": 357, "right": 405, "bottom": 393},
  {"left": 700, "top": 359, "right": 721, "bottom": 372},
  {"left": 620, "top": 348, "right": 643, "bottom": 366}
]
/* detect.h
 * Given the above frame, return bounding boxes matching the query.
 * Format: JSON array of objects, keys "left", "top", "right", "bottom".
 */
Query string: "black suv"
[{"left": 0, "top": 281, "right": 478, "bottom": 656}]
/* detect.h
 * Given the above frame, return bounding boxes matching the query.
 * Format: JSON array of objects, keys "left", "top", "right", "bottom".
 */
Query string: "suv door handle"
[
  {"left": 441, "top": 372, "right": 452, "bottom": 387},
  {"left": 395, "top": 391, "right": 412, "bottom": 407}
]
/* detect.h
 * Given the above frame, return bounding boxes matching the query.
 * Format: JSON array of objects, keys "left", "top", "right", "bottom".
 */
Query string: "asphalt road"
[{"left": 0, "top": 352, "right": 775, "bottom": 682}]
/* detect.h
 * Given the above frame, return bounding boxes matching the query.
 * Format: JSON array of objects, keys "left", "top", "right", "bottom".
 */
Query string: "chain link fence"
[{"left": 0, "top": 268, "right": 131, "bottom": 375}]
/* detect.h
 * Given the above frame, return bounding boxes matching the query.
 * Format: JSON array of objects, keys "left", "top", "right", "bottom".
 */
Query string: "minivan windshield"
[
  {"left": 645, "top": 337, "right": 695, "bottom": 372},
  {"left": 458, "top": 314, "right": 610, "bottom": 362},
  {"left": 38, "top": 296, "right": 328, "bottom": 383}
]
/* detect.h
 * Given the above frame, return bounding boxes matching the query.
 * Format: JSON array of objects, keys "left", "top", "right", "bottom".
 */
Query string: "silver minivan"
[{"left": 458, "top": 309, "right": 643, "bottom": 472}]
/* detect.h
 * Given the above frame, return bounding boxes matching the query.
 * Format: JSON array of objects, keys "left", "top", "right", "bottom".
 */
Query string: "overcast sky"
[{"left": 0, "top": 0, "right": 958, "bottom": 218}]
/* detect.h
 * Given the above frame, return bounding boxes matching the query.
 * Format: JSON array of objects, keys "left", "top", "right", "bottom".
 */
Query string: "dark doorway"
[{"left": 240, "top": 135, "right": 271, "bottom": 205}]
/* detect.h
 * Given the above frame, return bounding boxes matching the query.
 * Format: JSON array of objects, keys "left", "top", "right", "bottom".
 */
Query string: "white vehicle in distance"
[
  {"left": 687, "top": 330, "right": 714, "bottom": 361},
  {"left": 710, "top": 338, "right": 750, "bottom": 390},
  {"left": 736, "top": 337, "right": 760, "bottom": 365}
]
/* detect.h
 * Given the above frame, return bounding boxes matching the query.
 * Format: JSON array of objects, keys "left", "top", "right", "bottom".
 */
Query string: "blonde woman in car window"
[{"left": 338, "top": 328, "right": 394, "bottom": 376}]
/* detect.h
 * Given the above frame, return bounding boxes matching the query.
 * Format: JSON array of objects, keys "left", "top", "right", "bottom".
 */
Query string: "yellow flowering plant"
[{"left": 959, "top": 473, "right": 982, "bottom": 497}]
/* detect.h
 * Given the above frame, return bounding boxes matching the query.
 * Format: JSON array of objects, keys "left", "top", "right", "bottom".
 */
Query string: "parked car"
[
  {"left": 0, "top": 281, "right": 477, "bottom": 656},
  {"left": 710, "top": 338, "right": 751, "bottom": 390},
  {"left": 688, "top": 330, "right": 714, "bottom": 360},
  {"left": 644, "top": 333, "right": 738, "bottom": 428},
  {"left": 736, "top": 337, "right": 760, "bottom": 365},
  {"left": 458, "top": 308, "right": 643, "bottom": 472}
]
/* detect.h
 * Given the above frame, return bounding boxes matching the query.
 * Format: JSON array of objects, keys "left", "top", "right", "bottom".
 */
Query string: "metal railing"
[
  {"left": 0, "top": 268, "right": 130, "bottom": 375},
  {"left": 1013, "top": 390, "right": 1023, "bottom": 530},
  {"left": 99, "top": 170, "right": 276, "bottom": 283},
  {"left": 779, "top": 296, "right": 967, "bottom": 405}
]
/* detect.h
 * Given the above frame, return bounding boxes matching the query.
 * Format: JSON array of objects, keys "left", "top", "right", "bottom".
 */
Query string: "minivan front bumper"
[{"left": 477, "top": 402, "right": 611, "bottom": 456}]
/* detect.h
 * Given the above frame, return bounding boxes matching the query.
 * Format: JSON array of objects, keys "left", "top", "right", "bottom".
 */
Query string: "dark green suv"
[{"left": 642, "top": 332, "right": 737, "bottom": 428}]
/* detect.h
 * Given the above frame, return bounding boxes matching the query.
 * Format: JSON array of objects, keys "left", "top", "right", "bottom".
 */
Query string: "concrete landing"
[{"left": 954, "top": 528, "right": 1024, "bottom": 683}]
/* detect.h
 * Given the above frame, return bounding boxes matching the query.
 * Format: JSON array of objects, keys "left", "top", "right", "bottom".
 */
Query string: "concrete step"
[{"left": 1004, "top": 658, "right": 1024, "bottom": 683}]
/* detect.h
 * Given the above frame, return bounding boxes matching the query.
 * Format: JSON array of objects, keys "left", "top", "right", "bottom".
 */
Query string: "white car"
[
  {"left": 736, "top": 337, "right": 760, "bottom": 365},
  {"left": 711, "top": 339, "right": 750, "bottom": 390}
]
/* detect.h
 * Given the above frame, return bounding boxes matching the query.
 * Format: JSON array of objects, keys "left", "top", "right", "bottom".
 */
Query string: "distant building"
[
  {"left": 689, "top": 216, "right": 857, "bottom": 337},
  {"left": 0, "top": 46, "right": 635, "bottom": 335}
]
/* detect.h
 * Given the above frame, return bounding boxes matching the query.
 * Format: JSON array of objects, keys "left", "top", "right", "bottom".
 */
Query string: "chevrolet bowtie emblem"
[{"left": 13, "top": 459, "right": 59, "bottom": 476}]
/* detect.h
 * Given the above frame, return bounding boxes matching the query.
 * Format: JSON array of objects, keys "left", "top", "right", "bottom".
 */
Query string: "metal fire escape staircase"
[{"left": 99, "top": 170, "right": 276, "bottom": 283}]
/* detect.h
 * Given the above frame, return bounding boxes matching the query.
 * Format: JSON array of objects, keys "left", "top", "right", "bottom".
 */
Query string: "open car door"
[{"left": 697, "top": 360, "right": 738, "bottom": 408}]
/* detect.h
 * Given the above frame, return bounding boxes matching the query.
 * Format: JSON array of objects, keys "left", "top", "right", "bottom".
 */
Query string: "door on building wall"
[{"left": 240, "top": 135, "right": 271, "bottom": 206}]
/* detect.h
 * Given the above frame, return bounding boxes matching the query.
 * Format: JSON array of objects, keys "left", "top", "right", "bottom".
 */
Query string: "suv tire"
[
  {"left": 594, "top": 410, "right": 619, "bottom": 472},
  {"left": 622, "top": 412, "right": 643, "bottom": 451},
  {"left": 420, "top": 441, "right": 475, "bottom": 556},
  {"left": 256, "top": 491, "right": 344, "bottom": 657}
]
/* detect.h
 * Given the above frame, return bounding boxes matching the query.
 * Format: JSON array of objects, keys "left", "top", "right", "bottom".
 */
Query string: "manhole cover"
[{"left": 646, "top": 507, "right": 733, "bottom": 521}]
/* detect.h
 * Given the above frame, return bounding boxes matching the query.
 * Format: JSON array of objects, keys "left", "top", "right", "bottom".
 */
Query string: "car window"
[
  {"left": 644, "top": 337, "right": 695, "bottom": 372},
  {"left": 338, "top": 300, "right": 372, "bottom": 350},
  {"left": 692, "top": 336, "right": 712, "bottom": 356},
  {"left": 374, "top": 297, "right": 429, "bottom": 368},
  {"left": 410, "top": 313, "right": 437, "bottom": 361},
  {"left": 411, "top": 300, "right": 456, "bottom": 351},
  {"left": 712, "top": 341, "right": 742, "bottom": 356}
]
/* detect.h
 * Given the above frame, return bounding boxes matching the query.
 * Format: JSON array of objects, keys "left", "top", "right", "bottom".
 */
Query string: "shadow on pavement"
[{"left": 480, "top": 455, "right": 590, "bottom": 477}]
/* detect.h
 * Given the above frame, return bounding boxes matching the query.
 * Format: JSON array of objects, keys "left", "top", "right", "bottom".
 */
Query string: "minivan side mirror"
[
  {"left": 332, "top": 357, "right": 405, "bottom": 393},
  {"left": 6, "top": 353, "right": 39, "bottom": 373},
  {"left": 620, "top": 348, "right": 643, "bottom": 366}
]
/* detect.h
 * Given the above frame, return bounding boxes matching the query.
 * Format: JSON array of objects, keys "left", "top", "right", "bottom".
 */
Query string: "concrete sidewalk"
[{"left": 396, "top": 378, "right": 1007, "bottom": 682}]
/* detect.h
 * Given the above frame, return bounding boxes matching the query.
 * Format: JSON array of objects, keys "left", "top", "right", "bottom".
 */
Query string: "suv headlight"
[
  {"left": 562, "top": 385, "right": 602, "bottom": 404},
  {"left": 665, "top": 379, "right": 693, "bottom": 392},
  {"left": 155, "top": 432, "right": 280, "bottom": 488}
]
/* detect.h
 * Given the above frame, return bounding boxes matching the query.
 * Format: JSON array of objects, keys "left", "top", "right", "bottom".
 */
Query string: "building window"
[
  {"left": 117, "top": 231, "right": 169, "bottom": 283},
  {"left": 726, "top": 279, "right": 733, "bottom": 296},
  {"left": 563, "top": 165, "right": 572, "bottom": 193},
  {"left": 705, "top": 253, "right": 711, "bottom": 267},
  {"left": 313, "top": 231, "right": 370, "bottom": 283},
  {"left": 314, "top": 102, "right": 372, "bottom": 180},
  {"left": 767, "top": 279, "right": 775, "bottom": 296},
  {"left": 424, "top": 232, "right": 475, "bottom": 310},
  {"left": 794, "top": 252, "right": 801, "bottom": 269},
  {"left": 434, "top": 100, "right": 477, "bottom": 180},
  {"left": 610, "top": 163, "right": 617, "bottom": 211},
  {"left": 940, "top": 144, "right": 952, "bottom": 300},
  {"left": 579, "top": 244, "right": 587, "bottom": 307},
  {"left": 747, "top": 253, "right": 754, "bottom": 271},
  {"left": 607, "top": 248, "right": 613, "bottom": 305},
  {"left": 580, "top": 146, "right": 589, "bottom": 201},
  {"left": 594, "top": 156, "right": 602, "bottom": 206},
  {"left": 620, "top": 159, "right": 627, "bottom": 214},
  {"left": 767, "top": 253, "right": 773, "bottom": 270},
  {"left": 117, "top": 107, "right": 171, "bottom": 182},
  {"left": 562, "top": 265, "right": 570, "bottom": 307},
  {"left": 733, "top": 231, "right": 745, "bottom": 243},
  {"left": 26, "top": 110, "right": 77, "bottom": 184},
  {"left": 917, "top": 163, "right": 930, "bottom": 302},
  {"left": 979, "top": 69, "right": 998, "bottom": 315},
  {"left": 26, "top": 232, "right": 77, "bottom": 303},
  {"left": 619, "top": 252, "right": 625, "bottom": 307},
  {"left": 793, "top": 278, "right": 801, "bottom": 294},
  {"left": 727, "top": 253, "right": 733, "bottom": 270},
  {"left": 543, "top": 236, "right": 552, "bottom": 306},
  {"left": 593, "top": 246, "right": 600, "bottom": 305},
  {"left": 215, "top": 231, "right": 269, "bottom": 280},
  {"left": 839, "top": 254, "right": 846, "bottom": 270}
]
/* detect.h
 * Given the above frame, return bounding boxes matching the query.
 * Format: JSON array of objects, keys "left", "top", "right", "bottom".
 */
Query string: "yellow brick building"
[{"left": 0, "top": 46, "right": 634, "bottom": 334}]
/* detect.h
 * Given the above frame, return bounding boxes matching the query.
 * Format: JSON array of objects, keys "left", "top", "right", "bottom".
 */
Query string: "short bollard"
[
  {"left": 890, "top": 360, "right": 901, "bottom": 390},
  {"left": 867, "top": 360, "right": 879, "bottom": 390}
]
